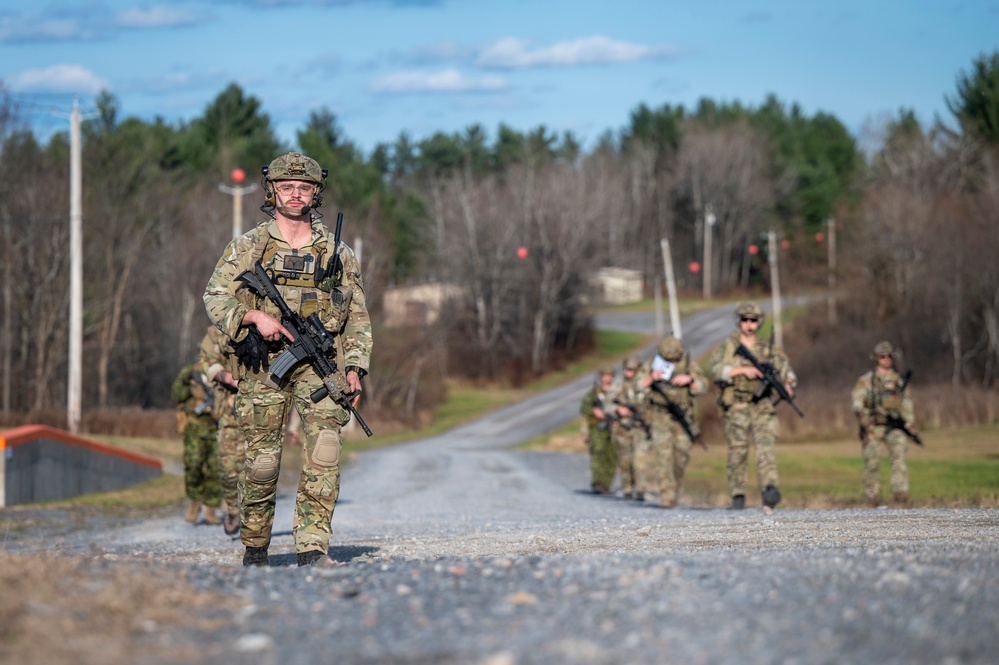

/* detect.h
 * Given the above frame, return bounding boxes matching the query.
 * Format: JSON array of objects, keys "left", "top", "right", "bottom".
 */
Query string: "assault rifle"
[
  {"left": 650, "top": 382, "right": 706, "bottom": 450},
  {"left": 885, "top": 370, "right": 923, "bottom": 446},
  {"left": 237, "top": 259, "right": 373, "bottom": 437},
  {"left": 620, "top": 402, "right": 653, "bottom": 440},
  {"left": 886, "top": 415, "right": 924, "bottom": 446},
  {"left": 192, "top": 371, "right": 215, "bottom": 416},
  {"left": 733, "top": 343, "right": 804, "bottom": 417}
]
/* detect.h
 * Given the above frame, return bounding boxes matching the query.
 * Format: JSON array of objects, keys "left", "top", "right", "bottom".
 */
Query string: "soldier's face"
[
  {"left": 740, "top": 316, "right": 760, "bottom": 332},
  {"left": 877, "top": 354, "right": 893, "bottom": 369},
  {"left": 600, "top": 374, "right": 614, "bottom": 388},
  {"left": 275, "top": 179, "right": 315, "bottom": 213}
]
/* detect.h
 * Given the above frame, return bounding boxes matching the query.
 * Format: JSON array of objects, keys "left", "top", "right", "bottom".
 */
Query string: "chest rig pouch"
[{"left": 877, "top": 375, "right": 903, "bottom": 413}]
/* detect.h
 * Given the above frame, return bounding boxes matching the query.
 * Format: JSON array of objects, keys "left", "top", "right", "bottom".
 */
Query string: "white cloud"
[
  {"left": 369, "top": 69, "right": 508, "bottom": 94},
  {"left": 116, "top": 6, "right": 198, "bottom": 29},
  {"left": 476, "top": 35, "right": 676, "bottom": 69},
  {"left": 0, "top": 15, "right": 100, "bottom": 43},
  {"left": 7, "top": 64, "right": 111, "bottom": 94}
]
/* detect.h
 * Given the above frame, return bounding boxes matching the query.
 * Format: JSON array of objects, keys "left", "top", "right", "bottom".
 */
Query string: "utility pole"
[
  {"left": 768, "top": 229, "right": 784, "bottom": 349},
  {"left": 218, "top": 168, "right": 256, "bottom": 238},
  {"left": 659, "top": 237, "right": 682, "bottom": 339},
  {"left": 703, "top": 204, "right": 716, "bottom": 299},
  {"left": 653, "top": 275, "right": 663, "bottom": 340},
  {"left": 827, "top": 218, "right": 838, "bottom": 326},
  {"left": 67, "top": 98, "right": 83, "bottom": 434}
]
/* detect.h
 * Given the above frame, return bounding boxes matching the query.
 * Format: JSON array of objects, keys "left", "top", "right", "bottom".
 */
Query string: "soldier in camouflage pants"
[
  {"left": 171, "top": 340, "right": 222, "bottom": 525},
  {"left": 580, "top": 366, "right": 618, "bottom": 494},
  {"left": 851, "top": 341, "right": 916, "bottom": 506},
  {"left": 709, "top": 303, "right": 797, "bottom": 512},
  {"left": 201, "top": 325, "right": 243, "bottom": 535},
  {"left": 637, "top": 336, "right": 707, "bottom": 508},
  {"left": 610, "top": 357, "right": 645, "bottom": 499},
  {"left": 204, "top": 152, "right": 372, "bottom": 567}
]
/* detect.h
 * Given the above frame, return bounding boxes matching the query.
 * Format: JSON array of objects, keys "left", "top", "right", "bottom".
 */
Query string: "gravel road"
[{"left": 4, "top": 304, "right": 998, "bottom": 665}]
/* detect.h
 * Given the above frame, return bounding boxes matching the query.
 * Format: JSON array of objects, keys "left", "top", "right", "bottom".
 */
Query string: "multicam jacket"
[
  {"left": 199, "top": 325, "right": 237, "bottom": 419},
  {"left": 635, "top": 355, "right": 707, "bottom": 420},
  {"left": 203, "top": 217, "right": 372, "bottom": 378},
  {"left": 709, "top": 331, "right": 796, "bottom": 411},
  {"left": 851, "top": 368, "right": 914, "bottom": 425}
]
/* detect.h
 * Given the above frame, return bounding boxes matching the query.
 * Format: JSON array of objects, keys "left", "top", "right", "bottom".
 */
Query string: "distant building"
[
  {"left": 382, "top": 282, "right": 464, "bottom": 328},
  {"left": 592, "top": 267, "right": 643, "bottom": 305}
]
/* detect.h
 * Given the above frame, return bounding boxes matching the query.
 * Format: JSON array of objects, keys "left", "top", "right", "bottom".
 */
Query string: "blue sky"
[{"left": 1, "top": 0, "right": 997, "bottom": 155}]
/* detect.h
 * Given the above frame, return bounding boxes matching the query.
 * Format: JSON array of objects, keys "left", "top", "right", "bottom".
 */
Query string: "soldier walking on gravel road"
[
  {"left": 204, "top": 152, "right": 372, "bottom": 567},
  {"left": 851, "top": 341, "right": 918, "bottom": 507},
  {"left": 637, "top": 336, "right": 707, "bottom": 508},
  {"left": 709, "top": 303, "right": 797, "bottom": 513},
  {"left": 580, "top": 365, "right": 619, "bottom": 494},
  {"left": 171, "top": 330, "right": 223, "bottom": 527}
]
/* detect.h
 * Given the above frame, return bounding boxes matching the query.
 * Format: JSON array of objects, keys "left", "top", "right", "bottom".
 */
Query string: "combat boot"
[
  {"left": 184, "top": 500, "right": 201, "bottom": 523},
  {"left": 223, "top": 511, "right": 240, "bottom": 536},
  {"left": 728, "top": 494, "right": 745, "bottom": 510},
  {"left": 297, "top": 550, "right": 326, "bottom": 567},
  {"left": 243, "top": 546, "right": 269, "bottom": 567},
  {"left": 203, "top": 505, "right": 221, "bottom": 526},
  {"left": 762, "top": 484, "right": 782, "bottom": 509},
  {"left": 892, "top": 491, "right": 909, "bottom": 504}
]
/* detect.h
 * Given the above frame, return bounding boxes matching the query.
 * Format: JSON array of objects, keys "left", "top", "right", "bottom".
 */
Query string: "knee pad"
[
  {"left": 310, "top": 430, "right": 341, "bottom": 468},
  {"left": 248, "top": 453, "right": 279, "bottom": 483}
]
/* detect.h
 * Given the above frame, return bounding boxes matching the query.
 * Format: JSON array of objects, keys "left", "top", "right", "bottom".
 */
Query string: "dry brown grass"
[{"left": 0, "top": 553, "right": 247, "bottom": 665}]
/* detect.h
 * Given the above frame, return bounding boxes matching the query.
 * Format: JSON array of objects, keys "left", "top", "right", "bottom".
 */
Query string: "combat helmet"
[
  {"left": 872, "top": 341, "right": 895, "bottom": 359},
  {"left": 261, "top": 152, "right": 328, "bottom": 218},
  {"left": 623, "top": 356, "right": 641, "bottom": 371},
  {"left": 735, "top": 302, "right": 764, "bottom": 324},
  {"left": 657, "top": 335, "right": 685, "bottom": 362},
  {"left": 598, "top": 364, "right": 616, "bottom": 378}
]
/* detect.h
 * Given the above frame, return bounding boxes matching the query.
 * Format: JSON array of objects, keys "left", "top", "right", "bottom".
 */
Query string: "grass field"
[
  {"left": 527, "top": 420, "right": 999, "bottom": 509},
  {"left": 24, "top": 299, "right": 999, "bottom": 513}
]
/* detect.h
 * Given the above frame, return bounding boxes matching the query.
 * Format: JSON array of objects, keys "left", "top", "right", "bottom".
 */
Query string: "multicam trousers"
[
  {"left": 643, "top": 408, "right": 693, "bottom": 507},
  {"left": 612, "top": 423, "right": 644, "bottom": 495},
  {"left": 217, "top": 406, "right": 243, "bottom": 517},
  {"left": 722, "top": 401, "right": 779, "bottom": 499},
  {"left": 235, "top": 371, "right": 349, "bottom": 555},
  {"left": 861, "top": 424, "right": 909, "bottom": 501},
  {"left": 587, "top": 424, "right": 617, "bottom": 492},
  {"left": 183, "top": 416, "right": 221, "bottom": 507}
]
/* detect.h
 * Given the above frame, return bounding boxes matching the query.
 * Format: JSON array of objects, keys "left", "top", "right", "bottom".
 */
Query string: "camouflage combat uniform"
[
  {"left": 580, "top": 369, "right": 618, "bottom": 494},
  {"left": 203, "top": 215, "right": 371, "bottom": 558},
  {"left": 609, "top": 358, "right": 646, "bottom": 497},
  {"left": 851, "top": 350, "right": 914, "bottom": 504},
  {"left": 709, "top": 327, "right": 796, "bottom": 508},
  {"left": 171, "top": 345, "right": 222, "bottom": 514},
  {"left": 200, "top": 325, "right": 242, "bottom": 527},
  {"left": 636, "top": 338, "right": 707, "bottom": 507}
]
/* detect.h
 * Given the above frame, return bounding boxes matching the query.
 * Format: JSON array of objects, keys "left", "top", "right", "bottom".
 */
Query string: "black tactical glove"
[{"left": 234, "top": 325, "right": 270, "bottom": 374}]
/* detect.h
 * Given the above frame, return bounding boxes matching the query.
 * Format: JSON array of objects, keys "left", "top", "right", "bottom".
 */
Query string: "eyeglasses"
[
  {"left": 276, "top": 183, "right": 316, "bottom": 196},
  {"left": 740, "top": 317, "right": 759, "bottom": 323}
]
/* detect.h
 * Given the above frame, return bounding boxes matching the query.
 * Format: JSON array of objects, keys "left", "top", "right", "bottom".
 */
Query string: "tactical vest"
[
  {"left": 239, "top": 224, "right": 355, "bottom": 341},
  {"left": 648, "top": 359, "right": 694, "bottom": 413},
  {"left": 865, "top": 371, "right": 904, "bottom": 422}
]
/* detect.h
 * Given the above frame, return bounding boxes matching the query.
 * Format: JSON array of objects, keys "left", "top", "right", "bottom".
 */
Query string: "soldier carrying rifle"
[{"left": 851, "top": 341, "right": 919, "bottom": 507}]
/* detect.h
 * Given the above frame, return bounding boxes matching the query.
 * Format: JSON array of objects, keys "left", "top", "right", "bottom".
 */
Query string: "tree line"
[{"left": 1, "top": 51, "right": 997, "bottom": 428}]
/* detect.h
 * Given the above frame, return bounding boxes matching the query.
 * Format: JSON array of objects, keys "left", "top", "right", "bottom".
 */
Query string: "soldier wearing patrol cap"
[
  {"left": 204, "top": 152, "right": 372, "bottom": 566},
  {"left": 579, "top": 365, "right": 619, "bottom": 494},
  {"left": 709, "top": 302, "right": 797, "bottom": 512},
  {"left": 851, "top": 341, "right": 916, "bottom": 506},
  {"left": 635, "top": 336, "right": 707, "bottom": 507}
]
